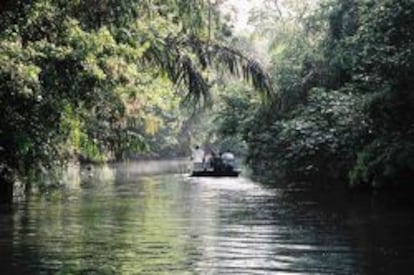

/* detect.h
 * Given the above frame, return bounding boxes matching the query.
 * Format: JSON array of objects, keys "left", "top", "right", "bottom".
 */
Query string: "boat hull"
[{"left": 190, "top": 170, "right": 240, "bottom": 177}]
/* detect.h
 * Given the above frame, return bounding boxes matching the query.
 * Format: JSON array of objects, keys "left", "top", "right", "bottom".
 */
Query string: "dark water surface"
[{"left": 1, "top": 161, "right": 414, "bottom": 274}]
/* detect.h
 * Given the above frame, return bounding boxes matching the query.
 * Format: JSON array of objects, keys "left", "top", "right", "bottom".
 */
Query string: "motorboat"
[
  {"left": 191, "top": 168, "right": 240, "bottom": 177},
  {"left": 190, "top": 157, "right": 240, "bottom": 177}
]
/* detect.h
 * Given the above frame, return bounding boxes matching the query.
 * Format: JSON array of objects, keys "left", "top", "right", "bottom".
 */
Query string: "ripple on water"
[{"left": 2, "top": 162, "right": 414, "bottom": 274}]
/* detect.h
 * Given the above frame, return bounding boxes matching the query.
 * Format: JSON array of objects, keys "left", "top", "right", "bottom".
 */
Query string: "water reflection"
[{"left": 0, "top": 161, "right": 414, "bottom": 274}]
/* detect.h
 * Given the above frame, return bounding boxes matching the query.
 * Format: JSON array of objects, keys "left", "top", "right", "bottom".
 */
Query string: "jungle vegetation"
[
  {"left": 0, "top": 0, "right": 270, "bottom": 201},
  {"left": 1, "top": 0, "right": 413, "bottom": 202},
  {"left": 214, "top": 0, "right": 414, "bottom": 190}
]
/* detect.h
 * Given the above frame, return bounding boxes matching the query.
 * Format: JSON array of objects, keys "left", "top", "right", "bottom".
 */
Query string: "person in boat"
[
  {"left": 203, "top": 149, "right": 215, "bottom": 170},
  {"left": 221, "top": 149, "right": 235, "bottom": 171},
  {"left": 211, "top": 151, "right": 223, "bottom": 172},
  {"left": 203, "top": 151, "right": 211, "bottom": 170},
  {"left": 191, "top": 145, "right": 205, "bottom": 162},
  {"left": 191, "top": 145, "right": 205, "bottom": 170}
]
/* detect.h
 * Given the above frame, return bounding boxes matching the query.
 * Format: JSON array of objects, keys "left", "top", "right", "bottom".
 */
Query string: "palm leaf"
[
  {"left": 190, "top": 39, "right": 274, "bottom": 101},
  {"left": 143, "top": 35, "right": 273, "bottom": 106}
]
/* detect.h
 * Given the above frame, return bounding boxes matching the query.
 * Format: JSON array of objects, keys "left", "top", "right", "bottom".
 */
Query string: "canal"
[{"left": 1, "top": 161, "right": 414, "bottom": 274}]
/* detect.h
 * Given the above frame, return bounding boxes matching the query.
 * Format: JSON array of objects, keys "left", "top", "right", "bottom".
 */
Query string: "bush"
[
  {"left": 244, "top": 88, "right": 369, "bottom": 183},
  {"left": 350, "top": 135, "right": 414, "bottom": 189}
]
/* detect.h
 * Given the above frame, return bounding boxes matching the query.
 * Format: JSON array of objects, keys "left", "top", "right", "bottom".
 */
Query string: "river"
[{"left": 1, "top": 160, "right": 414, "bottom": 274}]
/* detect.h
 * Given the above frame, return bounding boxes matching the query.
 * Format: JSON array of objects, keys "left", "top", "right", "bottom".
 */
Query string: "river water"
[{"left": 1, "top": 160, "right": 414, "bottom": 274}]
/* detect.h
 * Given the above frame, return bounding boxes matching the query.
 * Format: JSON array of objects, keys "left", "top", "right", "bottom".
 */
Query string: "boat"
[
  {"left": 191, "top": 169, "right": 240, "bottom": 177},
  {"left": 190, "top": 158, "right": 240, "bottom": 177}
]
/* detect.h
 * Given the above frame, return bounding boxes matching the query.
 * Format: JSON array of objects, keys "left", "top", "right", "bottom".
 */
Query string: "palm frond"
[
  {"left": 205, "top": 43, "right": 273, "bottom": 99},
  {"left": 143, "top": 38, "right": 210, "bottom": 106},
  {"left": 185, "top": 38, "right": 274, "bottom": 101},
  {"left": 142, "top": 35, "right": 273, "bottom": 106}
]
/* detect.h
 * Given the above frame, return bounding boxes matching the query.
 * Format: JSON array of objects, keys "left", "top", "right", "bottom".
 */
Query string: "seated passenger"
[
  {"left": 192, "top": 145, "right": 205, "bottom": 161},
  {"left": 221, "top": 150, "right": 235, "bottom": 171},
  {"left": 211, "top": 151, "right": 223, "bottom": 172},
  {"left": 191, "top": 145, "right": 205, "bottom": 168}
]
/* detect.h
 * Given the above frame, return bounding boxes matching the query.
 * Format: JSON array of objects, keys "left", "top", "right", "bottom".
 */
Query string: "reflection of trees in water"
[
  {"left": 344, "top": 194, "right": 414, "bottom": 275},
  {"left": 3, "top": 165, "right": 414, "bottom": 273},
  {"left": 5, "top": 166, "right": 208, "bottom": 273},
  {"left": 277, "top": 189, "right": 414, "bottom": 275},
  {"left": 0, "top": 206, "right": 17, "bottom": 273}
]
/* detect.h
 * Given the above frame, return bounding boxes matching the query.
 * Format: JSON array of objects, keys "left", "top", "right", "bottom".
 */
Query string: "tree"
[
  {"left": 216, "top": 0, "right": 414, "bottom": 188},
  {"left": 0, "top": 0, "right": 272, "bottom": 202}
]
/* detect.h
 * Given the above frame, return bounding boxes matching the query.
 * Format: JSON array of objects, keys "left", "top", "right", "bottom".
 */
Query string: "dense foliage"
[
  {"left": 0, "top": 0, "right": 271, "bottom": 199},
  {"left": 215, "top": 0, "right": 414, "bottom": 189},
  {"left": 1, "top": 0, "right": 413, "bottom": 201}
]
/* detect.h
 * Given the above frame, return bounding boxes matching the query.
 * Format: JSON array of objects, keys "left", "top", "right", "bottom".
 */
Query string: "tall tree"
[{"left": 0, "top": 0, "right": 272, "bottom": 202}]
